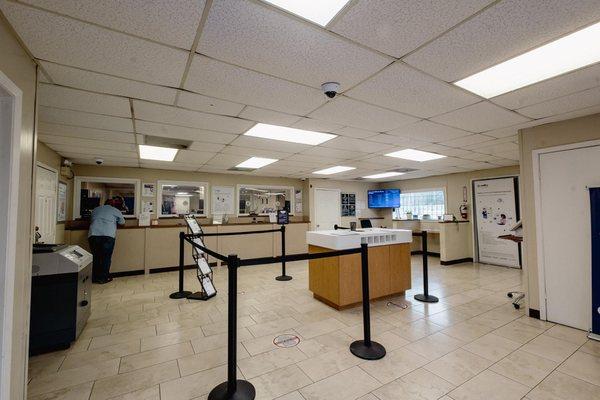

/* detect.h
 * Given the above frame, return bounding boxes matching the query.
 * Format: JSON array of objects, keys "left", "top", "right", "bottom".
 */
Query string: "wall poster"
[
  {"left": 57, "top": 181, "right": 67, "bottom": 222},
  {"left": 142, "top": 182, "right": 156, "bottom": 197},
  {"left": 473, "top": 177, "right": 521, "bottom": 268},
  {"left": 212, "top": 186, "right": 235, "bottom": 215},
  {"left": 295, "top": 189, "right": 303, "bottom": 214},
  {"left": 341, "top": 192, "right": 356, "bottom": 217}
]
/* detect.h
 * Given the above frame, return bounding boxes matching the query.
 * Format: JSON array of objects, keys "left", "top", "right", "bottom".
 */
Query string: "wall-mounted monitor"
[{"left": 368, "top": 189, "right": 400, "bottom": 209}]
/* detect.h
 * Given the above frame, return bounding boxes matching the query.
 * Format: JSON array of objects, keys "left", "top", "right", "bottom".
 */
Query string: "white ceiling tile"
[
  {"left": 173, "top": 150, "right": 215, "bottom": 165},
  {"left": 133, "top": 101, "right": 254, "bottom": 134},
  {"left": 38, "top": 122, "right": 135, "bottom": 143},
  {"left": 284, "top": 154, "right": 343, "bottom": 164},
  {"left": 238, "top": 106, "right": 302, "bottom": 126},
  {"left": 431, "top": 102, "right": 531, "bottom": 132},
  {"left": 220, "top": 146, "right": 293, "bottom": 160},
  {"left": 491, "top": 63, "right": 600, "bottom": 109},
  {"left": 135, "top": 121, "right": 238, "bottom": 144},
  {"left": 40, "top": 61, "right": 178, "bottom": 105},
  {"left": 458, "top": 152, "right": 503, "bottom": 162},
  {"left": 437, "top": 133, "right": 496, "bottom": 148},
  {"left": 70, "top": 157, "right": 139, "bottom": 167},
  {"left": 290, "top": 118, "right": 344, "bottom": 133},
  {"left": 308, "top": 97, "right": 419, "bottom": 132},
  {"left": 330, "top": 126, "right": 378, "bottom": 139},
  {"left": 204, "top": 153, "right": 247, "bottom": 168},
  {"left": 516, "top": 86, "right": 600, "bottom": 119},
  {"left": 177, "top": 91, "right": 245, "bottom": 116},
  {"left": 453, "top": 160, "right": 495, "bottom": 170},
  {"left": 467, "top": 142, "right": 519, "bottom": 156},
  {"left": 404, "top": 0, "right": 600, "bottom": 81},
  {"left": 387, "top": 120, "right": 472, "bottom": 142},
  {"left": 347, "top": 62, "right": 480, "bottom": 118},
  {"left": 198, "top": 0, "right": 392, "bottom": 88},
  {"left": 493, "top": 150, "right": 520, "bottom": 161},
  {"left": 490, "top": 158, "right": 519, "bottom": 166},
  {"left": 366, "top": 134, "right": 412, "bottom": 145},
  {"left": 300, "top": 146, "right": 369, "bottom": 160},
  {"left": 187, "top": 142, "right": 226, "bottom": 153},
  {"left": 483, "top": 126, "right": 523, "bottom": 139},
  {"left": 527, "top": 104, "right": 600, "bottom": 127},
  {"left": 1, "top": 2, "right": 188, "bottom": 86},
  {"left": 330, "top": 0, "right": 493, "bottom": 57},
  {"left": 39, "top": 106, "right": 133, "bottom": 132},
  {"left": 39, "top": 134, "right": 136, "bottom": 151},
  {"left": 38, "top": 83, "right": 131, "bottom": 118},
  {"left": 140, "top": 161, "right": 199, "bottom": 171},
  {"left": 21, "top": 0, "right": 205, "bottom": 49},
  {"left": 229, "top": 135, "right": 311, "bottom": 153},
  {"left": 47, "top": 144, "right": 137, "bottom": 158},
  {"left": 184, "top": 55, "right": 325, "bottom": 115},
  {"left": 321, "top": 137, "right": 392, "bottom": 153}
]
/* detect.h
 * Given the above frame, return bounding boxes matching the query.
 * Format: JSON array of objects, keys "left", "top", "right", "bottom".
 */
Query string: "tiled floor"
[{"left": 27, "top": 256, "right": 600, "bottom": 400}]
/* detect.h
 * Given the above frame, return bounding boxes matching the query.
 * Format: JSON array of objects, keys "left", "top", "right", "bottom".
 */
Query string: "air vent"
[
  {"left": 390, "top": 167, "right": 418, "bottom": 173},
  {"left": 143, "top": 135, "right": 191, "bottom": 150},
  {"left": 228, "top": 167, "right": 254, "bottom": 172}
]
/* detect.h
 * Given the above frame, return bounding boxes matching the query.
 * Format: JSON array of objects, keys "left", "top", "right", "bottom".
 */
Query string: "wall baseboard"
[
  {"left": 528, "top": 308, "right": 541, "bottom": 319},
  {"left": 411, "top": 251, "right": 440, "bottom": 257},
  {"left": 440, "top": 258, "right": 474, "bottom": 266}
]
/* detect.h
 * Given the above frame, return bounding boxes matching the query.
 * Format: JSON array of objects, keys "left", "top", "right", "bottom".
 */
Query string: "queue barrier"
[
  {"left": 176, "top": 234, "right": 386, "bottom": 400},
  {"left": 412, "top": 230, "right": 439, "bottom": 303}
]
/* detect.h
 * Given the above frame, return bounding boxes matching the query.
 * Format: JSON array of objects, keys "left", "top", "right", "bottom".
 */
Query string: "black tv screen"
[{"left": 368, "top": 189, "right": 400, "bottom": 208}]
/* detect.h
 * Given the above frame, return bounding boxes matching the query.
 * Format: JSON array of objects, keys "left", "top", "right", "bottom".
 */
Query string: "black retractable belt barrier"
[
  {"left": 350, "top": 243, "right": 386, "bottom": 360},
  {"left": 169, "top": 232, "right": 193, "bottom": 299},
  {"left": 208, "top": 254, "right": 256, "bottom": 400},
  {"left": 275, "top": 225, "right": 292, "bottom": 281},
  {"left": 413, "top": 231, "right": 439, "bottom": 303}
]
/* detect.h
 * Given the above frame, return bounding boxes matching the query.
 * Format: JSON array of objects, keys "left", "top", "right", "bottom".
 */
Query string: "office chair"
[{"left": 360, "top": 219, "right": 372, "bottom": 228}]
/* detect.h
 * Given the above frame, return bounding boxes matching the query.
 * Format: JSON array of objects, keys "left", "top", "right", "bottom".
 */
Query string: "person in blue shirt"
[{"left": 88, "top": 199, "right": 125, "bottom": 284}]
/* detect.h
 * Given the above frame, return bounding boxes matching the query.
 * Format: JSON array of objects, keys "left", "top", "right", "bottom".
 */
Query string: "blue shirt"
[{"left": 88, "top": 205, "right": 125, "bottom": 238}]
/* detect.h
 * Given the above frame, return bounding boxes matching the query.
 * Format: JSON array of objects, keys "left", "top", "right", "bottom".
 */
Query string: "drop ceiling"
[{"left": 2, "top": 0, "right": 599, "bottom": 181}]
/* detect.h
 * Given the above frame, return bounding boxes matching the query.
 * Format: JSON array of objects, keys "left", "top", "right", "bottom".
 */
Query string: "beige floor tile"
[
  {"left": 159, "top": 365, "right": 228, "bottom": 400},
  {"left": 109, "top": 385, "right": 160, "bottom": 399},
  {"left": 178, "top": 346, "right": 248, "bottom": 376},
  {"left": 356, "top": 395, "right": 379, "bottom": 400},
  {"left": 492, "top": 320, "right": 546, "bottom": 344},
  {"left": 28, "top": 381, "right": 93, "bottom": 400},
  {"left": 441, "top": 320, "right": 493, "bottom": 342},
  {"left": 371, "top": 330, "right": 410, "bottom": 351},
  {"left": 275, "top": 391, "right": 305, "bottom": 400},
  {"left": 426, "top": 310, "right": 470, "bottom": 328},
  {"left": 61, "top": 340, "right": 140, "bottom": 371},
  {"left": 359, "top": 347, "right": 428, "bottom": 384},
  {"left": 557, "top": 351, "right": 600, "bottom": 386},
  {"left": 515, "top": 315, "right": 554, "bottom": 330},
  {"left": 528, "top": 371, "right": 600, "bottom": 400},
  {"left": 391, "top": 319, "right": 443, "bottom": 342},
  {"left": 297, "top": 348, "right": 362, "bottom": 381},
  {"left": 119, "top": 342, "right": 194, "bottom": 373},
  {"left": 296, "top": 330, "right": 353, "bottom": 358},
  {"left": 241, "top": 331, "right": 300, "bottom": 356},
  {"left": 405, "top": 332, "right": 464, "bottom": 361},
  {"left": 111, "top": 316, "right": 170, "bottom": 335},
  {"left": 300, "top": 366, "right": 380, "bottom": 400},
  {"left": 28, "top": 353, "right": 65, "bottom": 379},
  {"left": 521, "top": 334, "right": 580, "bottom": 362},
  {"left": 201, "top": 316, "right": 256, "bottom": 336},
  {"left": 462, "top": 333, "right": 521, "bottom": 362},
  {"left": 449, "top": 370, "right": 530, "bottom": 400},
  {"left": 424, "top": 349, "right": 492, "bottom": 386},
  {"left": 544, "top": 324, "right": 589, "bottom": 345},
  {"left": 89, "top": 326, "right": 156, "bottom": 350},
  {"left": 372, "top": 368, "right": 454, "bottom": 400},
  {"left": 293, "top": 317, "right": 347, "bottom": 339},
  {"left": 248, "top": 317, "right": 301, "bottom": 337},
  {"left": 580, "top": 339, "right": 600, "bottom": 357},
  {"left": 79, "top": 325, "right": 113, "bottom": 340},
  {"left": 342, "top": 319, "right": 396, "bottom": 340},
  {"left": 140, "top": 327, "right": 205, "bottom": 352},
  {"left": 251, "top": 365, "right": 313, "bottom": 400},
  {"left": 490, "top": 349, "right": 558, "bottom": 387},
  {"left": 238, "top": 347, "right": 307, "bottom": 379},
  {"left": 90, "top": 360, "right": 180, "bottom": 400}
]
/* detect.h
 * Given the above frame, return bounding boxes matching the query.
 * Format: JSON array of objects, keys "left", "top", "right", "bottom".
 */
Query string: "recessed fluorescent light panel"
[
  {"left": 386, "top": 149, "right": 446, "bottom": 162},
  {"left": 139, "top": 145, "right": 178, "bottom": 161},
  {"left": 455, "top": 21, "right": 600, "bottom": 98},
  {"left": 262, "top": 0, "right": 351, "bottom": 26},
  {"left": 313, "top": 166, "right": 355, "bottom": 175},
  {"left": 363, "top": 172, "right": 405, "bottom": 179},
  {"left": 236, "top": 157, "right": 278, "bottom": 169},
  {"left": 245, "top": 123, "right": 336, "bottom": 145}
]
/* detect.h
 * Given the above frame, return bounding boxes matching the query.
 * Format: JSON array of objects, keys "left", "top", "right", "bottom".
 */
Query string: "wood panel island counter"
[{"left": 306, "top": 228, "right": 413, "bottom": 309}]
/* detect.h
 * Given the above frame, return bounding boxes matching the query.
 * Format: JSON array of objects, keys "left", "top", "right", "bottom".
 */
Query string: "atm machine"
[{"left": 30, "top": 244, "right": 93, "bottom": 355}]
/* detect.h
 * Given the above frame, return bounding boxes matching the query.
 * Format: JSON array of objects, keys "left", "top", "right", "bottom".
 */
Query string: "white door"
[
  {"left": 539, "top": 145, "right": 600, "bottom": 330},
  {"left": 35, "top": 164, "right": 57, "bottom": 243},
  {"left": 314, "top": 188, "right": 341, "bottom": 231}
]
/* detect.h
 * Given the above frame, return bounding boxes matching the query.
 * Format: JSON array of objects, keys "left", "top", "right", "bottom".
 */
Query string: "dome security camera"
[
  {"left": 321, "top": 82, "right": 340, "bottom": 99},
  {"left": 95, "top": 158, "right": 104, "bottom": 165}
]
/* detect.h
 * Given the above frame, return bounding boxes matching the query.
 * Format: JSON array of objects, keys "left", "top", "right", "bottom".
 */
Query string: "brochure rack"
[{"left": 184, "top": 215, "right": 216, "bottom": 300}]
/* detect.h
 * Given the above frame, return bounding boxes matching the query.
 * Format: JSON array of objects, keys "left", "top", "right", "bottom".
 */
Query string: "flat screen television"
[{"left": 368, "top": 189, "right": 400, "bottom": 208}]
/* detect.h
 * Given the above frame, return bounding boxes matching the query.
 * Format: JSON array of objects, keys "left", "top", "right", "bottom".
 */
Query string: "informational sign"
[
  {"left": 273, "top": 334, "right": 300, "bottom": 348},
  {"left": 138, "top": 212, "right": 151, "bottom": 227},
  {"left": 341, "top": 192, "right": 356, "bottom": 217},
  {"left": 142, "top": 200, "right": 154, "bottom": 214},
  {"left": 277, "top": 210, "right": 289, "bottom": 225},
  {"left": 57, "top": 181, "right": 67, "bottom": 222},
  {"left": 473, "top": 177, "right": 520, "bottom": 268},
  {"left": 295, "top": 189, "right": 303, "bottom": 214},
  {"left": 142, "top": 183, "right": 155, "bottom": 197},
  {"left": 212, "top": 186, "right": 234, "bottom": 215}
]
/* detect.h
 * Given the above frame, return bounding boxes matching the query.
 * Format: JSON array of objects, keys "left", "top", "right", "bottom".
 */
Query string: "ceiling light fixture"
[
  {"left": 455, "top": 21, "right": 600, "bottom": 98},
  {"left": 244, "top": 123, "right": 336, "bottom": 145},
  {"left": 385, "top": 149, "right": 446, "bottom": 162},
  {"left": 262, "top": 0, "right": 351, "bottom": 26},
  {"left": 139, "top": 145, "right": 178, "bottom": 161},
  {"left": 363, "top": 172, "right": 405, "bottom": 179},
  {"left": 236, "top": 157, "right": 278, "bottom": 169},
  {"left": 313, "top": 166, "right": 355, "bottom": 175}
]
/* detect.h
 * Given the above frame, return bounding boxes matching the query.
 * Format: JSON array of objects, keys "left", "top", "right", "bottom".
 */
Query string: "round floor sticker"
[{"left": 273, "top": 334, "right": 300, "bottom": 348}]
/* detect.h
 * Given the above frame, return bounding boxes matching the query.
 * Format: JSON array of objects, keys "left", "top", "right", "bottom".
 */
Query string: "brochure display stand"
[{"left": 184, "top": 215, "right": 217, "bottom": 301}]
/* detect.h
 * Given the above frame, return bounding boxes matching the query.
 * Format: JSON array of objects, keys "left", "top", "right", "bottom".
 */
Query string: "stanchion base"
[
  {"left": 187, "top": 291, "right": 216, "bottom": 301},
  {"left": 275, "top": 275, "right": 293, "bottom": 281},
  {"left": 350, "top": 340, "right": 386, "bottom": 360},
  {"left": 414, "top": 293, "right": 439, "bottom": 303},
  {"left": 208, "top": 380, "right": 256, "bottom": 400},
  {"left": 169, "top": 291, "right": 192, "bottom": 299}
]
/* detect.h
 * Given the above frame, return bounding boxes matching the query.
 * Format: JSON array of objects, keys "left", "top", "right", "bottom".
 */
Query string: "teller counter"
[{"left": 65, "top": 222, "right": 309, "bottom": 275}]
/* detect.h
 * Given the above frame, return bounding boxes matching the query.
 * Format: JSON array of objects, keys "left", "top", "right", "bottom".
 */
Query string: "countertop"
[
  {"left": 307, "top": 228, "right": 413, "bottom": 250},
  {"left": 65, "top": 220, "right": 310, "bottom": 231}
]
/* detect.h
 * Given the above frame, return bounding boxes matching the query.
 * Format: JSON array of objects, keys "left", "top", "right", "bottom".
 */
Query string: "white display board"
[
  {"left": 473, "top": 177, "right": 520, "bottom": 268},
  {"left": 211, "top": 186, "right": 235, "bottom": 215}
]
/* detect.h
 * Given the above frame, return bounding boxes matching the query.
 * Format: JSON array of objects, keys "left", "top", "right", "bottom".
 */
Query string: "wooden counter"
[{"left": 308, "top": 242, "right": 411, "bottom": 309}]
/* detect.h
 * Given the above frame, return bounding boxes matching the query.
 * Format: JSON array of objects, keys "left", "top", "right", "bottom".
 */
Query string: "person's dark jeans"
[{"left": 88, "top": 235, "right": 116, "bottom": 282}]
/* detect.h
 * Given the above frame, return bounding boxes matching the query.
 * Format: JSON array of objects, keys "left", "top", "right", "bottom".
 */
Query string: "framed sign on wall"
[
  {"left": 57, "top": 181, "right": 67, "bottom": 222},
  {"left": 341, "top": 192, "right": 356, "bottom": 217}
]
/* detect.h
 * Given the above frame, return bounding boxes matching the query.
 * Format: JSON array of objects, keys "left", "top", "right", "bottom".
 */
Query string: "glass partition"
[
  {"left": 237, "top": 185, "right": 294, "bottom": 215},
  {"left": 74, "top": 177, "right": 140, "bottom": 218},
  {"left": 158, "top": 181, "right": 208, "bottom": 217}
]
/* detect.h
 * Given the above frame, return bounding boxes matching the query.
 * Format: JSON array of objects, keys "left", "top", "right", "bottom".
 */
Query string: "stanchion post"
[
  {"left": 169, "top": 231, "right": 192, "bottom": 299},
  {"left": 275, "top": 225, "right": 292, "bottom": 281},
  {"left": 350, "top": 243, "right": 386, "bottom": 360},
  {"left": 414, "top": 231, "right": 439, "bottom": 303},
  {"left": 208, "top": 255, "right": 255, "bottom": 400}
]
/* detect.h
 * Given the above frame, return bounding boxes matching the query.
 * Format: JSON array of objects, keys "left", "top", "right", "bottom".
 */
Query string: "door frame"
[
  {"left": 35, "top": 161, "right": 59, "bottom": 243},
  {"left": 0, "top": 70, "right": 22, "bottom": 400},
  {"left": 533, "top": 139, "right": 600, "bottom": 321},
  {"left": 313, "top": 187, "right": 341, "bottom": 230}
]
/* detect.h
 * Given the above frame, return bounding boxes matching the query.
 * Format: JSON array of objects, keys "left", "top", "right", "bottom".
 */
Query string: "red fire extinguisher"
[{"left": 459, "top": 203, "right": 468, "bottom": 219}]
